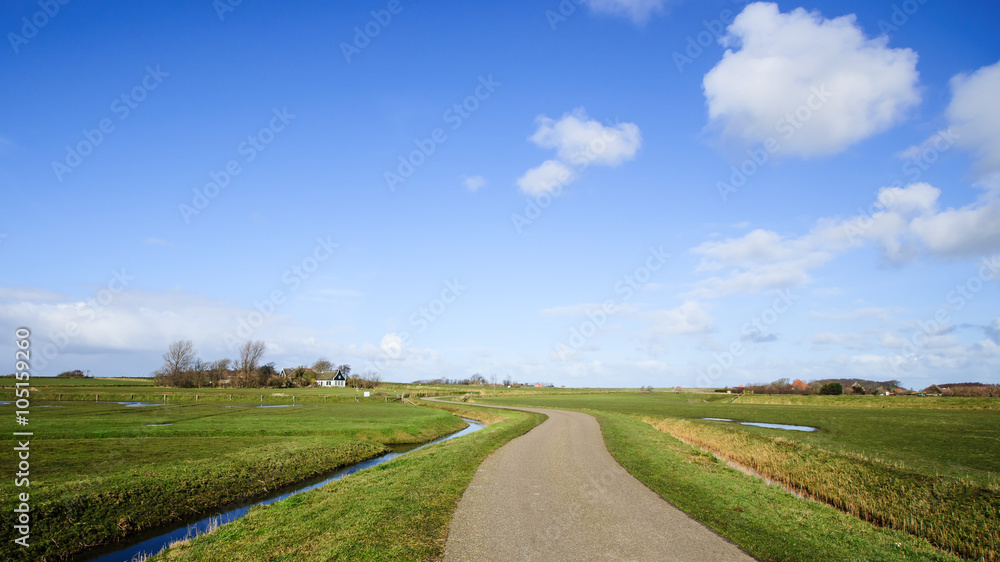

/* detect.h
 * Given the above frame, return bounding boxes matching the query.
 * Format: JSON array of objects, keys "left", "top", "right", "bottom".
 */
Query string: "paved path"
[{"left": 440, "top": 404, "right": 755, "bottom": 561}]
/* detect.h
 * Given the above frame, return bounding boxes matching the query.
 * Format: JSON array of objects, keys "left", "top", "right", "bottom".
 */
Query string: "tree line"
[{"left": 152, "top": 339, "right": 381, "bottom": 389}]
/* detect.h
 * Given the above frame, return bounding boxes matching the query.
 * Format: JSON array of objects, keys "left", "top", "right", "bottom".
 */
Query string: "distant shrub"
[{"left": 819, "top": 382, "right": 843, "bottom": 395}]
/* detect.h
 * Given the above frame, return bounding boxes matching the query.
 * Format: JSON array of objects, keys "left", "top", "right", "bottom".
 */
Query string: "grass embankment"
[
  {"left": 152, "top": 401, "right": 545, "bottom": 561},
  {"left": 0, "top": 401, "right": 467, "bottom": 561},
  {"left": 475, "top": 393, "right": 999, "bottom": 560},
  {"left": 595, "top": 412, "right": 961, "bottom": 561},
  {"left": 645, "top": 416, "right": 998, "bottom": 561}
]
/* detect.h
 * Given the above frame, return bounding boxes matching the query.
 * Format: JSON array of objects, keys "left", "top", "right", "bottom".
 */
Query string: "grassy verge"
[
  {"left": 0, "top": 402, "right": 467, "bottom": 561},
  {"left": 152, "top": 403, "right": 545, "bottom": 561},
  {"left": 646, "top": 416, "right": 999, "bottom": 561},
  {"left": 594, "top": 412, "right": 962, "bottom": 561}
]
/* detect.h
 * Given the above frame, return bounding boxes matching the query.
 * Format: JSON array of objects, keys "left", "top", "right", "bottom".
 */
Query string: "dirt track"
[{"left": 441, "top": 405, "right": 755, "bottom": 561}]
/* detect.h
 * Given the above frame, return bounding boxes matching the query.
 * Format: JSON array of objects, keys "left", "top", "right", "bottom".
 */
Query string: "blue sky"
[{"left": 3, "top": 0, "right": 1000, "bottom": 389}]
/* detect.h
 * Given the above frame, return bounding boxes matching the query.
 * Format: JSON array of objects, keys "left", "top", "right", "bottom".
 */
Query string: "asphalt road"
[{"left": 442, "top": 405, "right": 755, "bottom": 561}]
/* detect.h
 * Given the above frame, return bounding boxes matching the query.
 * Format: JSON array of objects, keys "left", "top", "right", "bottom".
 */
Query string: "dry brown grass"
[{"left": 644, "top": 416, "right": 1000, "bottom": 561}]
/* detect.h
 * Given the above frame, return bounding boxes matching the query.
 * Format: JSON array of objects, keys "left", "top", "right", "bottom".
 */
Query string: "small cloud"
[
  {"left": 517, "top": 160, "right": 575, "bottom": 197},
  {"left": 586, "top": 0, "right": 671, "bottom": 25},
  {"left": 743, "top": 332, "right": 778, "bottom": 343},
  {"left": 529, "top": 108, "right": 642, "bottom": 167},
  {"left": 463, "top": 175, "right": 486, "bottom": 192},
  {"left": 143, "top": 238, "right": 171, "bottom": 246},
  {"left": 517, "top": 108, "right": 641, "bottom": 196}
]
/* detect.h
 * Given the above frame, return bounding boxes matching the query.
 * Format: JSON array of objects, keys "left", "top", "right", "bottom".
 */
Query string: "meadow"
[
  {"left": 475, "top": 392, "right": 1000, "bottom": 561},
  {"left": 7, "top": 378, "right": 996, "bottom": 560},
  {"left": 152, "top": 402, "right": 544, "bottom": 561},
  {"left": 0, "top": 395, "right": 470, "bottom": 560}
]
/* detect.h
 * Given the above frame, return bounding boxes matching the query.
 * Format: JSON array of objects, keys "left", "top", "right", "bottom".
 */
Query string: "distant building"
[
  {"left": 921, "top": 384, "right": 943, "bottom": 396},
  {"left": 316, "top": 370, "right": 347, "bottom": 387},
  {"left": 791, "top": 379, "right": 809, "bottom": 392}
]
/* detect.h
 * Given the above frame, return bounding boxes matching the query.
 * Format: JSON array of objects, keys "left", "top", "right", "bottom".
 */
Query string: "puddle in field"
[
  {"left": 257, "top": 404, "right": 303, "bottom": 408},
  {"left": 145, "top": 423, "right": 174, "bottom": 427},
  {"left": 84, "top": 418, "right": 485, "bottom": 562},
  {"left": 701, "top": 417, "right": 818, "bottom": 432},
  {"left": 0, "top": 401, "right": 12, "bottom": 405}
]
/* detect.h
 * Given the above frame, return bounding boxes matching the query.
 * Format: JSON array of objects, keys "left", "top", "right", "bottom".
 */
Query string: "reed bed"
[{"left": 645, "top": 416, "right": 1000, "bottom": 561}]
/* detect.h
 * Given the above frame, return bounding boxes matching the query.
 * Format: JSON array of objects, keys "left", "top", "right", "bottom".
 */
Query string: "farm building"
[{"left": 316, "top": 370, "right": 347, "bottom": 387}]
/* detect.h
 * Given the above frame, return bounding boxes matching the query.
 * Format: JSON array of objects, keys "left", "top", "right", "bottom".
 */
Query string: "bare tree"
[
  {"left": 209, "top": 358, "right": 232, "bottom": 387},
  {"left": 237, "top": 340, "right": 267, "bottom": 376},
  {"left": 313, "top": 358, "right": 333, "bottom": 373},
  {"left": 337, "top": 364, "right": 352, "bottom": 377},
  {"left": 162, "top": 340, "right": 196, "bottom": 377}
]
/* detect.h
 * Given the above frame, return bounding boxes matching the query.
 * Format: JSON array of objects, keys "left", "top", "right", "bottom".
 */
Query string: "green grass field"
[
  {"left": 8, "top": 380, "right": 996, "bottom": 560},
  {"left": 473, "top": 392, "right": 1000, "bottom": 560},
  {"left": 475, "top": 392, "right": 1000, "bottom": 483},
  {"left": 153, "top": 402, "right": 544, "bottom": 561},
  {"left": 0, "top": 399, "right": 469, "bottom": 561}
]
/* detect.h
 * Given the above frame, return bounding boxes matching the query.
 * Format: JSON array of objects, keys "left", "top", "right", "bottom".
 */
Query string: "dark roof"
[{"left": 317, "top": 370, "right": 346, "bottom": 381}]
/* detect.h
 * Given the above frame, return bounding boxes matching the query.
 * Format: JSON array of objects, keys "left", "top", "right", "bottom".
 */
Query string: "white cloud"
[
  {"left": 517, "top": 160, "right": 575, "bottom": 196},
  {"left": 529, "top": 108, "right": 642, "bottom": 167},
  {"left": 585, "top": 0, "right": 670, "bottom": 24},
  {"left": 703, "top": 2, "right": 920, "bottom": 156},
  {"left": 689, "top": 224, "right": 848, "bottom": 298},
  {"left": 518, "top": 108, "right": 641, "bottom": 196},
  {"left": 380, "top": 333, "right": 404, "bottom": 356},
  {"left": 645, "top": 300, "right": 715, "bottom": 335},
  {"left": 463, "top": 175, "right": 486, "bottom": 192},
  {"left": 947, "top": 59, "right": 1000, "bottom": 179},
  {"left": 690, "top": 182, "right": 1000, "bottom": 299}
]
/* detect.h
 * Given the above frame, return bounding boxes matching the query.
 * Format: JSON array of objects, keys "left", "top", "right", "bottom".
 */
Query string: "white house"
[{"left": 315, "top": 370, "right": 347, "bottom": 387}]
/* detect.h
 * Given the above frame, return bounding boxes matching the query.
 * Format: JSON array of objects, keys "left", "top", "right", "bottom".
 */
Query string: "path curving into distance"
[{"left": 435, "top": 402, "right": 755, "bottom": 561}]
